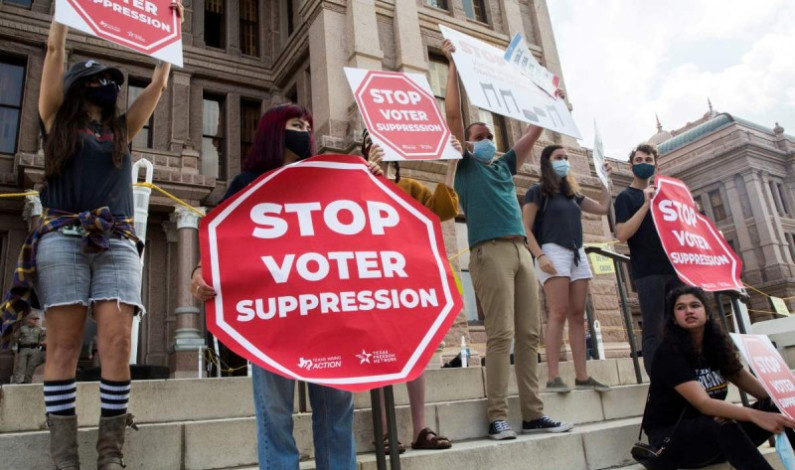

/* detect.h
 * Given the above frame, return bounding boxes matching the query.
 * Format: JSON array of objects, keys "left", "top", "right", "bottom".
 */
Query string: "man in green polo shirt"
[{"left": 442, "top": 39, "right": 572, "bottom": 440}]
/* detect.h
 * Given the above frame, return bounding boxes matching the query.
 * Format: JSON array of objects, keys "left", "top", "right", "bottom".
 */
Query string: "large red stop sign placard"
[{"left": 200, "top": 155, "right": 463, "bottom": 392}]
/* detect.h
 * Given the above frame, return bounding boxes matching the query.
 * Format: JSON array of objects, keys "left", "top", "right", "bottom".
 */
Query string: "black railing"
[{"left": 584, "top": 246, "right": 643, "bottom": 383}]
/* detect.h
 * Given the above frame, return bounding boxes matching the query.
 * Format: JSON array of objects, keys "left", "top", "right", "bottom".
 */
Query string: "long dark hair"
[
  {"left": 539, "top": 144, "right": 581, "bottom": 197},
  {"left": 243, "top": 103, "right": 315, "bottom": 173},
  {"left": 663, "top": 285, "right": 743, "bottom": 376},
  {"left": 45, "top": 79, "right": 126, "bottom": 178}
]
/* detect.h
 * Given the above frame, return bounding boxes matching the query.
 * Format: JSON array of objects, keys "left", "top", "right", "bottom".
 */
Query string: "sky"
[{"left": 546, "top": 0, "right": 795, "bottom": 160}]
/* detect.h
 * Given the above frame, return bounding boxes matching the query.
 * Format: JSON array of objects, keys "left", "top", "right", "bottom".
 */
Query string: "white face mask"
[{"left": 552, "top": 160, "right": 570, "bottom": 177}]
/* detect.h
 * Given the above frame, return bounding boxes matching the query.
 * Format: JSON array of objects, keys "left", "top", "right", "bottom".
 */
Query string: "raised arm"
[
  {"left": 442, "top": 40, "right": 465, "bottom": 146},
  {"left": 125, "top": 1, "right": 183, "bottom": 139},
  {"left": 512, "top": 124, "right": 543, "bottom": 169},
  {"left": 126, "top": 62, "right": 170, "bottom": 140},
  {"left": 443, "top": 135, "right": 463, "bottom": 187},
  {"left": 39, "top": 20, "right": 68, "bottom": 133},
  {"left": 581, "top": 164, "right": 613, "bottom": 215}
]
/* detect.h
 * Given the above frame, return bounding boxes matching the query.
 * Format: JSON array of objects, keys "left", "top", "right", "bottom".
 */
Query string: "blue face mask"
[
  {"left": 472, "top": 139, "right": 497, "bottom": 163},
  {"left": 552, "top": 159, "right": 570, "bottom": 177},
  {"left": 632, "top": 163, "right": 655, "bottom": 179}
]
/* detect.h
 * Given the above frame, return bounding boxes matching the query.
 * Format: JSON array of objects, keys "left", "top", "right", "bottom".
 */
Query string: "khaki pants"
[
  {"left": 470, "top": 238, "right": 543, "bottom": 422},
  {"left": 14, "top": 347, "right": 43, "bottom": 384}
]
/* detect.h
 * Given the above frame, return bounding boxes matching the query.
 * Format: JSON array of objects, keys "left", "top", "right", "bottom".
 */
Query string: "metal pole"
[
  {"left": 370, "top": 389, "right": 387, "bottom": 470},
  {"left": 614, "top": 260, "right": 643, "bottom": 383},
  {"left": 384, "top": 386, "right": 401, "bottom": 469},
  {"left": 298, "top": 381, "right": 308, "bottom": 413},
  {"left": 585, "top": 297, "right": 599, "bottom": 359},
  {"left": 729, "top": 296, "right": 750, "bottom": 407},
  {"left": 713, "top": 293, "right": 731, "bottom": 333}
]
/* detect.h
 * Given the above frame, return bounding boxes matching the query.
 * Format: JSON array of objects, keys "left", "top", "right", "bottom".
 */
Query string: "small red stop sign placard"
[
  {"left": 57, "top": 0, "right": 183, "bottom": 66},
  {"left": 200, "top": 155, "right": 463, "bottom": 392},
  {"left": 353, "top": 70, "right": 451, "bottom": 160}
]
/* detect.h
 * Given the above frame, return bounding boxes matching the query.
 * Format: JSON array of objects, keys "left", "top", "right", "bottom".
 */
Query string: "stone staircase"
[{"left": 0, "top": 358, "right": 785, "bottom": 470}]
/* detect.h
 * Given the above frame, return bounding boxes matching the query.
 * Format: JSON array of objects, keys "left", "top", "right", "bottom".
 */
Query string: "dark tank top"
[{"left": 40, "top": 118, "right": 134, "bottom": 219}]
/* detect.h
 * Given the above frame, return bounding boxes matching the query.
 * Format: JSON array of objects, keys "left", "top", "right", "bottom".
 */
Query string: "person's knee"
[{"left": 99, "top": 330, "right": 131, "bottom": 359}]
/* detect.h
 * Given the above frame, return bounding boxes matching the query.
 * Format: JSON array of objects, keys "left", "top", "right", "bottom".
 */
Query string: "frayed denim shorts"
[{"left": 35, "top": 231, "right": 145, "bottom": 315}]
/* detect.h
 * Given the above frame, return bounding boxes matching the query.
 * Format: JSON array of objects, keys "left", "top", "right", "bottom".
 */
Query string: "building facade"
[
  {"left": 654, "top": 109, "right": 795, "bottom": 319},
  {"left": 0, "top": 0, "right": 626, "bottom": 375}
]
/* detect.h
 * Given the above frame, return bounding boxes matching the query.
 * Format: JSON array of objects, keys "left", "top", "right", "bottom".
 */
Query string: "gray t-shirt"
[
  {"left": 40, "top": 118, "right": 133, "bottom": 219},
  {"left": 524, "top": 183, "right": 584, "bottom": 251}
]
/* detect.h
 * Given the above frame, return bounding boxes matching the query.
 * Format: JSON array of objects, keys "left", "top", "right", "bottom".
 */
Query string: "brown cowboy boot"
[
  {"left": 47, "top": 414, "right": 80, "bottom": 470},
  {"left": 96, "top": 414, "right": 137, "bottom": 470}
]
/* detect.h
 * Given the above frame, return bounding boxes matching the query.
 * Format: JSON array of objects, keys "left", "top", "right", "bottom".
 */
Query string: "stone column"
[
  {"left": 723, "top": 176, "right": 761, "bottom": 282},
  {"left": 23, "top": 194, "right": 42, "bottom": 232},
  {"left": 760, "top": 173, "right": 788, "bottom": 281},
  {"left": 170, "top": 71, "right": 192, "bottom": 152},
  {"left": 226, "top": 0, "right": 241, "bottom": 56},
  {"left": 499, "top": 0, "right": 525, "bottom": 37},
  {"left": 744, "top": 170, "right": 788, "bottom": 279},
  {"left": 191, "top": 0, "right": 206, "bottom": 47},
  {"left": 168, "top": 206, "right": 205, "bottom": 378},
  {"left": 393, "top": 1, "right": 426, "bottom": 74},
  {"left": 309, "top": 8, "right": 353, "bottom": 150}
]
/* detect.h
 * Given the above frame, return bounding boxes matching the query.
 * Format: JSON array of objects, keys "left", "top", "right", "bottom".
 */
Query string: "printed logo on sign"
[
  {"left": 355, "top": 349, "right": 396, "bottom": 365},
  {"left": 297, "top": 355, "right": 342, "bottom": 371},
  {"left": 356, "top": 350, "right": 372, "bottom": 364}
]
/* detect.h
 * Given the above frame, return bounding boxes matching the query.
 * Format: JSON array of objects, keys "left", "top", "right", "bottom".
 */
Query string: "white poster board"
[
  {"left": 593, "top": 122, "right": 609, "bottom": 188},
  {"left": 440, "top": 25, "right": 581, "bottom": 139},
  {"left": 504, "top": 33, "right": 559, "bottom": 98}
]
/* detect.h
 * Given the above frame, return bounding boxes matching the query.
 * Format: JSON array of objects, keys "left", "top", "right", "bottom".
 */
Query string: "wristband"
[
  {"left": 190, "top": 264, "right": 202, "bottom": 279},
  {"left": 536, "top": 253, "right": 547, "bottom": 259}
]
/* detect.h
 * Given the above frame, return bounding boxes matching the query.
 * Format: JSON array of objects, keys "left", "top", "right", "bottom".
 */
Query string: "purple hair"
[{"left": 243, "top": 103, "right": 316, "bottom": 173}]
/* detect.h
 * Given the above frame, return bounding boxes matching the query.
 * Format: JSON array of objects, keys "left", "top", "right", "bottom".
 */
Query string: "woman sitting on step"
[{"left": 640, "top": 285, "right": 795, "bottom": 469}]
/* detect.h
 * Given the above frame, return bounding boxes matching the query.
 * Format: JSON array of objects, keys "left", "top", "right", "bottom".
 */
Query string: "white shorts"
[{"left": 535, "top": 243, "right": 593, "bottom": 285}]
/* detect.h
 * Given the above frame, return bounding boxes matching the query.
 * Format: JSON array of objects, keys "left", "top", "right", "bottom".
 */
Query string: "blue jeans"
[
  {"left": 251, "top": 365, "right": 356, "bottom": 470},
  {"left": 634, "top": 274, "right": 683, "bottom": 375}
]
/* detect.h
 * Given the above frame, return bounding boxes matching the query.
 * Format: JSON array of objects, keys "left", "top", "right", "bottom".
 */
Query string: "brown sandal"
[
  {"left": 373, "top": 434, "right": 406, "bottom": 454},
  {"left": 411, "top": 427, "right": 452, "bottom": 450}
]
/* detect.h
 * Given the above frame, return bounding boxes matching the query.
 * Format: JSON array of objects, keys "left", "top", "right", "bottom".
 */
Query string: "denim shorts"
[
  {"left": 535, "top": 243, "right": 593, "bottom": 285},
  {"left": 35, "top": 231, "right": 145, "bottom": 315}
]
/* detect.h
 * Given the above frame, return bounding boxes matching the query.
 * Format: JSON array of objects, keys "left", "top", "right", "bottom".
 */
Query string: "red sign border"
[
  {"left": 66, "top": 0, "right": 181, "bottom": 54},
  {"left": 201, "top": 155, "right": 461, "bottom": 388},
  {"left": 651, "top": 175, "right": 743, "bottom": 292},
  {"left": 354, "top": 70, "right": 451, "bottom": 160}
]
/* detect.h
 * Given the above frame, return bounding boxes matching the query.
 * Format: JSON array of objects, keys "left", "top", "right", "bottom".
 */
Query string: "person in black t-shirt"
[
  {"left": 641, "top": 286, "right": 795, "bottom": 469},
  {"left": 614, "top": 143, "right": 683, "bottom": 375},
  {"left": 523, "top": 144, "right": 612, "bottom": 394}
]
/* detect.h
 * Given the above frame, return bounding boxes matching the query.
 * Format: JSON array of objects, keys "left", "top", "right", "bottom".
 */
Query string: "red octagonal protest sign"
[
  {"left": 199, "top": 155, "right": 463, "bottom": 392},
  {"left": 57, "top": 0, "right": 182, "bottom": 65},
  {"left": 354, "top": 70, "right": 450, "bottom": 160},
  {"left": 651, "top": 175, "right": 743, "bottom": 291}
]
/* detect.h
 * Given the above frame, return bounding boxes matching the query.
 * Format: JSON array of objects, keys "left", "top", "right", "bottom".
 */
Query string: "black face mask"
[
  {"left": 284, "top": 130, "right": 311, "bottom": 160},
  {"left": 85, "top": 83, "right": 119, "bottom": 108}
]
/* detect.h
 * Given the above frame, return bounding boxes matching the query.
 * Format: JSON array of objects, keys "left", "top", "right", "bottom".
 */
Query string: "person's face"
[
  {"left": 672, "top": 294, "right": 707, "bottom": 331},
  {"left": 27, "top": 317, "right": 38, "bottom": 327},
  {"left": 550, "top": 148, "right": 569, "bottom": 162},
  {"left": 468, "top": 123, "right": 494, "bottom": 143},
  {"left": 630, "top": 150, "right": 655, "bottom": 167},
  {"left": 285, "top": 117, "right": 311, "bottom": 133}
]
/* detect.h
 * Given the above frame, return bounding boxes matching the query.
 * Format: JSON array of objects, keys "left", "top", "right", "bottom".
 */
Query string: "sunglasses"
[{"left": 87, "top": 76, "right": 119, "bottom": 88}]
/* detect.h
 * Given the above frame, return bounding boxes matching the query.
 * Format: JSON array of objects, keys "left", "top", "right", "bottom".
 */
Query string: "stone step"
[
  {"left": 224, "top": 419, "right": 643, "bottom": 470},
  {"left": 0, "top": 384, "right": 648, "bottom": 470},
  {"left": 0, "top": 358, "right": 646, "bottom": 433},
  {"left": 617, "top": 444, "right": 785, "bottom": 469}
]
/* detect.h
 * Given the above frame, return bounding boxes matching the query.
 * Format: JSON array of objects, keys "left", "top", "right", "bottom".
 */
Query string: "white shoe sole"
[{"left": 489, "top": 431, "right": 517, "bottom": 440}]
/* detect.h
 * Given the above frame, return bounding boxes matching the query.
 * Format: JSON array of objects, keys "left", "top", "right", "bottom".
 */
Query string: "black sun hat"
[{"left": 63, "top": 60, "right": 125, "bottom": 94}]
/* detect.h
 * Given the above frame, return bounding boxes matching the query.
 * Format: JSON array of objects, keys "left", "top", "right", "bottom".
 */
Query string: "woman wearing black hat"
[{"left": 30, "top": 6, "right": 180, "bottom": 470}]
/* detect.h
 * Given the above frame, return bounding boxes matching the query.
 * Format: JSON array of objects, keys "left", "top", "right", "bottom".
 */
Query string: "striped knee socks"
[
  {"left": 100, "top": 378, "right": 131, "bottom": 417},
  {"left": 43, "top": 379, "right": 77, "bottom": 416}
]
